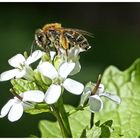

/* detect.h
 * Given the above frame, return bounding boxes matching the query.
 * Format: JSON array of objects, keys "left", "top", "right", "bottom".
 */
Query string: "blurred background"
[{"left": 0, "top": 2, "right": 140, "bottom": 137}]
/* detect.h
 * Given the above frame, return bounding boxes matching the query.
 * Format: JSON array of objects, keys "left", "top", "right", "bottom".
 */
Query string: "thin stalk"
[
  {"left": 90, "top": 74, "right": 101, "bottom": 128},
  {"left": 57, "top": 97, "right": 72, "bottom": 137},
  {"left": 90, "top": 113, "right": 95, "bottom": 128},
  {"left": 51, "top": 105, "right": 68, "bottom": 138}
]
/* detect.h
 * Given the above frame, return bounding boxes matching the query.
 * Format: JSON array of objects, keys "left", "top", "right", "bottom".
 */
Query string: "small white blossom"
[
  {"left": 68, "top": 47, "right": 82, "bottom": 75},
  {"left": 0, "top": 50, "right": 43, "bottom": 81},
  {"left": 80, "top": 83, "right": 121, "bottom": 113},
  {"left": 38, "top": 61, "right": 84, "bottom": 104},
  {"left": 54, "top": 47, "right": 82, "bottom": 75},
  {"left": 0, "top": 90, "right": 44, "bottom": 122}
]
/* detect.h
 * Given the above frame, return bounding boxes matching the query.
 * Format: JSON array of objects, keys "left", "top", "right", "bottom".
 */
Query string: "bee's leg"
[
  {"left": 55, "top": 45, "right": 60, "bottom": 55},
  {"left": 44, "top": 45, "right": 50, "bottom": 53},
  {"left": 44, "top": 46, "right": 52, "bottom": 59}
]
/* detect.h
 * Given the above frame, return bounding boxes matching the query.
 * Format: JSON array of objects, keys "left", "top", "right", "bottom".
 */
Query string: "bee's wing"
[
  {"left": 62, "top": 27, "right": 94, "bottom": 38},
  {"left": 74, "top": 29, "right": 94, "bottom": 38}
]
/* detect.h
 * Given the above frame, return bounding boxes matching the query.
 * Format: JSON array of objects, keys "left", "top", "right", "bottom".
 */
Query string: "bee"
[{"left": 34, "top": 23, "right": 93, "bottom": 54}]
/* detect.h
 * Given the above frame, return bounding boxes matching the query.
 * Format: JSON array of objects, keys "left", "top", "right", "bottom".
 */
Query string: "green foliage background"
[{"left": 0, "top": 3, "right": 140, "bottom": 137}]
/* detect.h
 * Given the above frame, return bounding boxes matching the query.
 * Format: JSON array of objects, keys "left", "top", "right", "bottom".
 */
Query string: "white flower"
[
  {"left": 80, "top": 83, "right": 121, "bottom": 113},
  {"left": 0, "top": 90, "right": 44, "bottom": 122},
  {"left": 54, "top": 47, "right": 82, "bottom": 75},
  {"left": 68, "top": 47, "right": 81, "bottom": 75},
  {"left": 37, "top": 61, "right": 84, "bottom": 104},
  {"left": 0, "top": 50, "right": 43, "bottom": 81}
]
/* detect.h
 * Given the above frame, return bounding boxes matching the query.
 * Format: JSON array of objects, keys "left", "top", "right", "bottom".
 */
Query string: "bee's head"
[{"left": 35, "top": 29, "right": 50, "bottom": 50}]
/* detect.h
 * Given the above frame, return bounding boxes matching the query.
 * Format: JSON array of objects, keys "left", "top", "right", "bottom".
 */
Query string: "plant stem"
[
  {"left": 57, "top": 97, "right": 72, "bottom": 137},
  {"left": 51, "top": 97, "right": 72, "bottom": 138},
  {"left": 90, "top": 113, "right": 95, "bottom": 129},
  {"left": 51, "top": 105, "right": 68, "bottom": 138}
]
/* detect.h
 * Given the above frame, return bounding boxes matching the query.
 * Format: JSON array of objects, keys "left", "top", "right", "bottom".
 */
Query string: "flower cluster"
[
  {"left": 0, "top": 47, "right": 121, "bottom": 122},
  {"left": 0, "top": 48, "right": 84, "bottom": 122}
]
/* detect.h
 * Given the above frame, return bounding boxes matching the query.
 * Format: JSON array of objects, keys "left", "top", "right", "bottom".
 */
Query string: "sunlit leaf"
[
  {"left": 39, "top": 120, "right": 62, "bottom": 138},
  {"left": 67, "top": 106, "right": 90, "bottom": 138},
  {"left": 99, "top": 120, "right": 113, "bottom": 138},
  {"left": 95, "top": 58, "right": 140, "bottom": 137},
  {"left": 86, "top": 126, "right": 101, "bottom": 138}
]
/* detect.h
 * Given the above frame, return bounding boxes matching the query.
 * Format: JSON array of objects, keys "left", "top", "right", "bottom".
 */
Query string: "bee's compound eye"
[
  {"left": 37, "top": 34, "right": 46, "bottom": 43},
  {"left": 35, "top": 32, "right": 47, "bottom": 47}
]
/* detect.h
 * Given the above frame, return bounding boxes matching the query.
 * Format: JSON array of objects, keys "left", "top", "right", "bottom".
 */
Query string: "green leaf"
[
  {"left": 101, "top": 120, "right": 113, "bottom": 127},
  {"left": 99, "top": 120, "right": 113, "bottom": 138},
  {"left": 25, "top": 103, "right": 50, "bottom": 115},
  {"left": 86, "top": 126, "right": 101, "bottom": 138},
  {"left": 68, "top": 106, "right": 90, "bottom": 138},
  {"left": 80, "top": 128, "right": 87, "bottom": 138},
  {"left": 81, "top": 120, "right": 113, "bottom": 138},
  {"left": 65, "top": 105, "right": 108, "bottom": 138},
  {"left": 11, "top": 79, "right": 39, "bottom": 94},
  {"left": 95, "top": 120, "right": 100, "bottom": 126},
  {"left": 95, "top": 58, "right": 140, "bottom": 137},
  {"left": 39, "top": 120, "right": 62, "bottom": 138}
]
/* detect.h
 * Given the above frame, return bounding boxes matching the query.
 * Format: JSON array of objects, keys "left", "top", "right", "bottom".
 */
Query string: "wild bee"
[{"left": 34, "top": 23, "right": 93, "bottom": 54}]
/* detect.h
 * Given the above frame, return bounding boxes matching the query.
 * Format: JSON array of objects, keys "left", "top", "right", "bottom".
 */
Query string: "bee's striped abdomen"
[{"left": 64, "top": 30, "right": 90, "bottom": 50}]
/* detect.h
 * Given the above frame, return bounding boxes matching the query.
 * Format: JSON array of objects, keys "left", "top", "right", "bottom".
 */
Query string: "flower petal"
[
  {"left": 20, "top": 66, "right": 34, "bottom": 81},
  {"left": 97, "top": 84, "right": 105, "bottom": 93},
  {"left": 37, "top": 62, "right": 58, "bottom": 80},
  {"left": 0, "top": 69, "right": 20, "bottom": 81},
  {"left": 25, "top": 50, "right": 44, "bottom": 65},
  {"left": 80, "top": 90, "right": 91, "bottom": 107},
  {"left": 22, "top": 90, "right": 44, "bottom": 102},
  {"left": 50, "top": 51, "right": 56, "bottom": 60},
  {"left": 15, "top": 69, "right": 26, "bottom": 78},
  {"left": 8, "top": 103, "right": 23, "bottom": 122},
  {"left": 8, "top": 54, "right": 25, "bottom": 68},
  {"left": 100, "top": 92, "right": 121, "bottom": 104},
  {"left": 45, "top": 84, "right": 61, "bottom": 104},
  {"left": 68, "top": 46, "right": 81, "bottom": 57},
  {"left": 0, "top": 99, "right": 15, "bottom": 118},
  {"left": 58, "top": 62, "right": 75, "bottom": 78},
  {"left": 89, "top": 95, "right": 103, "bottom": 112},
  {"left": 70, "top": 61, "right": 81, "bottom": 75},
  {"left": 63, "top": 78, "right": 84, "bottom": 95}
]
